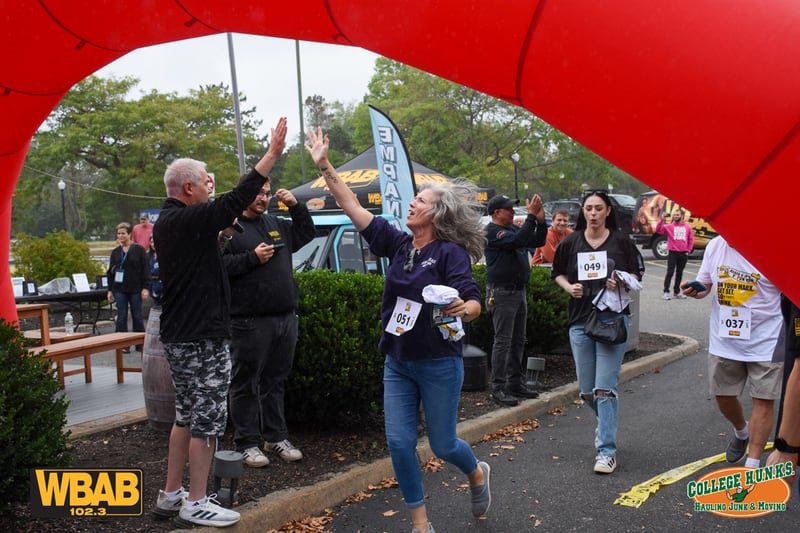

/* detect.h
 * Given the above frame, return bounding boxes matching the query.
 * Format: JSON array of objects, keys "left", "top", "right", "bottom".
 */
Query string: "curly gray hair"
[{"left": 419, "top": 179, "right": 487, "bottom": 263}]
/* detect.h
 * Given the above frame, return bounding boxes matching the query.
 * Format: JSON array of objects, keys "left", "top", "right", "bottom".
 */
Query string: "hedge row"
[{"left": 285, "top": 266, "right": 569, "bottom": 428}]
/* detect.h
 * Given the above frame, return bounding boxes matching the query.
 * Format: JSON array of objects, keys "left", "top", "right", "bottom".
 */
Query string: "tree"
[
  {"left": 14, "top": 76, "right": 268, "bottom": 238},
  {"left": 344, "top": 58, "right": 646, "bottom": 200}
]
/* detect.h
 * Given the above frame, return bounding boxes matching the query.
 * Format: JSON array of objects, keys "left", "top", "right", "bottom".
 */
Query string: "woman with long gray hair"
[{"left": 305, "top": 127, "right": 490, "bottom": 533}]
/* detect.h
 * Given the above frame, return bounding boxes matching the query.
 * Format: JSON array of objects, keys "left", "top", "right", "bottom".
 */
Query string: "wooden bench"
[
  {"left": 23, "top": 330, "right": 91, "bottom": 346},
  {"left": 36, "top": 332, "right": 146, "bottom": 385},
  {"left": 17, "top": 303, "right": 51, "bottom": 345}
]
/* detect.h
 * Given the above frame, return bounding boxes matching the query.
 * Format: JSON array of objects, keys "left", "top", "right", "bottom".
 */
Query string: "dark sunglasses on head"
[
  {"left": 583, "top": 189, "right": 610, "bottom": 198},
  {"left": 404, "top": 248, "right": 416, "bottom": 273}
]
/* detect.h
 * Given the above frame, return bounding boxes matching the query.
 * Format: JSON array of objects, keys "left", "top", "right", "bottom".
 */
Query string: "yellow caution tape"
[{"left": 614, "top": 443, "right": 775, "bottom": 508}]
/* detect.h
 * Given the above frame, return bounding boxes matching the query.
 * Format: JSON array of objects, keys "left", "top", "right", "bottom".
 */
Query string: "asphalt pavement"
[{"left": 189, "top": 252, "right": 799, "bottom": 532}]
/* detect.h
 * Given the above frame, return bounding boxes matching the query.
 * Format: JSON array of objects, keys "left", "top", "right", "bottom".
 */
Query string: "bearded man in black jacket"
[{"left": 222, "top": 176, "right": 315, "bottom": 467}]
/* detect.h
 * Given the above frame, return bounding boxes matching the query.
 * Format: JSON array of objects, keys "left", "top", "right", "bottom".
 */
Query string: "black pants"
[
  {"left": 663, "top": 250, "right": 688, "bottom": 294},
  {"left": 229, "top": 312, "right": 298, "bottom": 450}
]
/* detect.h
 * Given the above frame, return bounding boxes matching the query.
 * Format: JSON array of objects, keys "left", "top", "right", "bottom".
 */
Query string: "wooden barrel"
[{"left": 142, "top": 308, "right": 175, "bottom": 432}]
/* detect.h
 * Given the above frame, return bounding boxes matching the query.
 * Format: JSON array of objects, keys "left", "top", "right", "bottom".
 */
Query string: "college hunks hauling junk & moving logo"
[
  {"left": 686, "top": 462, "right": 793, "bottom": 518},
  {"left": 30, "top": 468, "right": 142, "bottom": 518}
]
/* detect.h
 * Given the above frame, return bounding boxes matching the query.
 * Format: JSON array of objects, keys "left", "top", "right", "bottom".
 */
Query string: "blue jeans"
[
  {"left": 113, "top": 291, "right": 144, "bottom": 334},
  {"left": 569, "top": 316, "right": 629, "bottom": 457},
  {"left": 383, "top": 355, "right": 478, "bottom": 509}
]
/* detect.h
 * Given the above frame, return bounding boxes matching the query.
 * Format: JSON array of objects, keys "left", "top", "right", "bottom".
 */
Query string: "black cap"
[{"left": 487, "top": 194, "right": 518, "bottom": 215}]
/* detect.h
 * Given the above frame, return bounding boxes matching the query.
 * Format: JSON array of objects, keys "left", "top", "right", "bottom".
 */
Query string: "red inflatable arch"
[{"left": 2, "top": 1, "right": 800, "bottom": 320}]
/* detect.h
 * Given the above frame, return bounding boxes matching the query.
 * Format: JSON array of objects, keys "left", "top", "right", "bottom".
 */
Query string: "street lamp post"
[
  {"left": 57, "top": 179, "right": 66, "bottom": 231},
  {"left": 510, "top": 152, "right": 520, "bottom": 201}
]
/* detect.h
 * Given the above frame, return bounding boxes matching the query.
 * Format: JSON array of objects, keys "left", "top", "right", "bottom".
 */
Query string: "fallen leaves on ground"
[
  {"left": 368, "top": 477, "right": 399, "bottom": 490},
  {"left": 421, "top": 456, "right": 445, "bottom": 472},
  {"left": 477, "top": 418, "right": 541, "bottom": 443},
  {"left": 345, "top": 491, "right": 374, "bottom": 504},
  {"left": 268, "top": 509, "right": 334, "bottom": 532}
]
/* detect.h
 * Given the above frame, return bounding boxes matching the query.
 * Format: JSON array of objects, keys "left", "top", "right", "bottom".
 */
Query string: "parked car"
[
  {"left": 544, "top": 194, "right": 634, "bottom": 235},
  {"left": 543, "top": 199, "right": 581, "bottom": 228},
  {"left": 291, "top": 214, "right": 393, "bottom": 274},
  {"left": 631, "top": 190, "right": 718, "bottom": 259}
]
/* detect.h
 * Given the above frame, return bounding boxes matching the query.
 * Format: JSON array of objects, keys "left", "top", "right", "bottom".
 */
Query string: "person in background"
[
  {"left": 223, "top": 176, "right": 315, "bottom": 467},
  {"left": 132, "top": 214, "right": 154, "bottom": 249},
  {"left": 305, "top": 127, "right": 490, "bottom": 533},
  {"left": 765, "top": 296, "right": 799, "bottom": 487},
  {"left": 484, "top": 194, "right": 548, "bottom": 407},
  {"left": 151, "top": 116, "right": 287, "bottom": 528},
  {"left": 107, "top": 222, "right": 149, "bottom": 353},
  {"left": 656, "top": 208, "right": 694, "bottom": 300},
  {"left": 531, "top": 208, "right": 573, "bottom": 266},
  {"left": 551, "top": 190, "right": 645, "bottom": 475},
  {"left": 148, "top": 235, "right": 161, "bottom": 308},
  {"left": 682, "top": 236, "right": 783, "bottom": 469}
]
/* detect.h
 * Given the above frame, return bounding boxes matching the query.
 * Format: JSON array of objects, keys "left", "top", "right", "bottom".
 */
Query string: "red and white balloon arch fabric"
[{"left": 2, "top": 1, "right": 799, "bottom": 319}]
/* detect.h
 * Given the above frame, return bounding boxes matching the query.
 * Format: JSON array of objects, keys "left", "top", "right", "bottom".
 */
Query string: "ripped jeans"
[{"left": 569, "top": 316, "right": 628, "bottom": 457}]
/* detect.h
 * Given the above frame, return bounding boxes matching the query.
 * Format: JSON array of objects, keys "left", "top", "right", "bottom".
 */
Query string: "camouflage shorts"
[{"left": 163, "top": 338, "right": 231, "bottom": 437}]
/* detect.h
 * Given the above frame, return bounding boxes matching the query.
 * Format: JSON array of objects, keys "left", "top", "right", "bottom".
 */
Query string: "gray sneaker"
[
  {"left": 470, "top": 461, "right": 492, "bottom": 517},
  {"left": 726, "top": 436, "right": 749, "bottom": 463},
  {"left": 153, "top": 487, "right": 185, "bottom": 518},
  {"left": 411, "top": 522, "right": 436, "bottom": 533}
]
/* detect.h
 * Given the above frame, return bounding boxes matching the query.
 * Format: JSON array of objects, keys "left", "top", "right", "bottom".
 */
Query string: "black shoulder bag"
[{"left": 584, "top": 286, "right": 627, "bottom": 345}]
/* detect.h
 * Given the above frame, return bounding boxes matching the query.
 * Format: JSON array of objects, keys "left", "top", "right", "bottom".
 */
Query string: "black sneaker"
[
  {"left": 509, "top": 384, "right": 540, "bottom": 399},
  {"left": 491, "top": 390, "right": 519, "bottom": 406}
]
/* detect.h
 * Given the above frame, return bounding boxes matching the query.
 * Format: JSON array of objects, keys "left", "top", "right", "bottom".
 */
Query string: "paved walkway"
[{"left": 191, "top": 335, "right": 702, "bottom": 532}]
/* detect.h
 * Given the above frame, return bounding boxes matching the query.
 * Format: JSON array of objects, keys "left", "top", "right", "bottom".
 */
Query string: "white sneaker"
[
  {"left": 594, "top": 455, "right": 617, "bottom": 474},
  {"left": 662, "top": 292, "right": 671, "bottom": 300},
  {"left": 673, "top": 292, "right": 687, "bottom": 299},
  {"left": 265, "top": 439, "right": 303, "bottom": 462},
  {"left": 242, "top": 446, "right": 269, "bottom": 467},
  {"left": 153, "top": 487, "right": 185, "bottom": 517},
  {"left": 176, "top": 495, "right": 240, "bottom": 528}
]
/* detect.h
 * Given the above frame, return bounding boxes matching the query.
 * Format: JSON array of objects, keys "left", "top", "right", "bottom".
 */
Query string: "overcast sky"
[{"left": 95, "top": 33, "right": 381, "bottom": 144}]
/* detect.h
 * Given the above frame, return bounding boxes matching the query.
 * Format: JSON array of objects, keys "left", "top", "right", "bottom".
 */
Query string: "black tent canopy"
[{"left": 269, "top": 148, "right": 494, "bottom": 215}]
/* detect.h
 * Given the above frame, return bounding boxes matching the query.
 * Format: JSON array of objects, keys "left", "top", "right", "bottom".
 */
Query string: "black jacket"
[
  {"left": 223, "top": 204, "right": 315, "bottom": 316},
  {"left": 153, "top": 169, "right": 268, "bottom": 343},
  {"left": 484, "top": 215, "right": 547, "bottom": 288},
  {"left": 107, "top": 243, "right": 149, "bottom": 293}
]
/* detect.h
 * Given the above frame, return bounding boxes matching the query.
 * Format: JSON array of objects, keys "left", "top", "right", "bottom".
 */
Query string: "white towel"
[
  {"left": 593, "top": 271, "right": 643, "bottom": 312},
  {"left": 422, "top": 284, "right": 465, "bottom": 341}
]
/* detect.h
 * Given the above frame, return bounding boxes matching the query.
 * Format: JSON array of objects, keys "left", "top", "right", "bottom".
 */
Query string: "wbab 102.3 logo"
[
  {"left": 686, "top": 462, "right": 794, "bottom": 518},
  {"left": 29, "top": 469, "right": 142, "bottom": 518}
]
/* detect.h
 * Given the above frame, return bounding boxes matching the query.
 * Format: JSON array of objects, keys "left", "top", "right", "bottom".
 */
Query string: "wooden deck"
[{"left": 62, "top": 351, "right": 146, "bottom": 428}]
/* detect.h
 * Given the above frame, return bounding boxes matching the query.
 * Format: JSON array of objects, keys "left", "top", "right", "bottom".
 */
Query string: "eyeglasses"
[
  {"left": 256, "top": 190, "right": 272, "bottom": 198},
  {"left": 583, "top": 189, "right": 610, "bottom": 198},
  {"left": 404, "top": 248, "right": 416, "bottom": 273}
]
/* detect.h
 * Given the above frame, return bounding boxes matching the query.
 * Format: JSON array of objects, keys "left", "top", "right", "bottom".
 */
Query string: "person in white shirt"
[{"left": 683, "top": 236, "right": 784, "bottom": 468}]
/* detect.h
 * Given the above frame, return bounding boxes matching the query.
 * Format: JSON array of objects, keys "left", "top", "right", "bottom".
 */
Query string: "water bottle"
[{"left": 64, "top": 312, "right": 74, "bottom": 336}]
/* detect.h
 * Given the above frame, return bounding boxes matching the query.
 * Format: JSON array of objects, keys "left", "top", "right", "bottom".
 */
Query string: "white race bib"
[
  {"left": 718, "top": 306, "right": 751, "bottom": 340},
  {"left": 385, "top": 296, "right": 423, "bottom": 336},
  {"left": 577, "top": 251, "right": 608, "bottom": 281}
]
